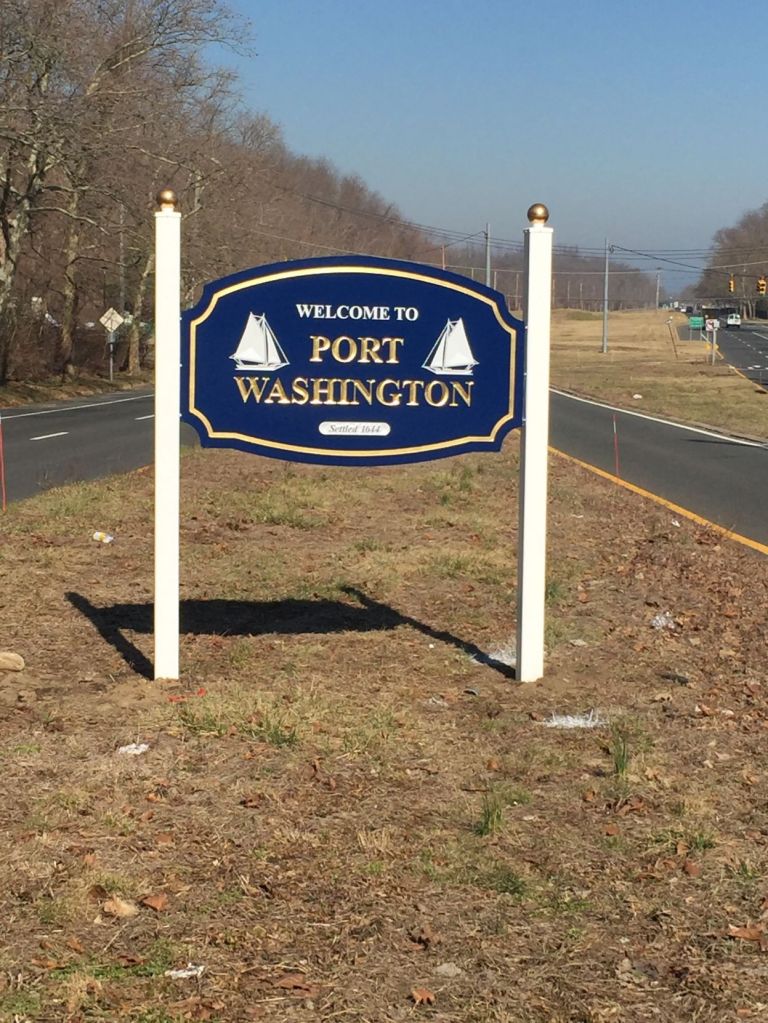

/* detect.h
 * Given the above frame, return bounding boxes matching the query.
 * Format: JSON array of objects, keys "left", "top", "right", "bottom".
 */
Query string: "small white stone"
[
  {"left": 435, "top": 962, "right": 463, "bottom": 978},
  {"left": 0, "top": 652, "right": 25, "bottom": 672}
]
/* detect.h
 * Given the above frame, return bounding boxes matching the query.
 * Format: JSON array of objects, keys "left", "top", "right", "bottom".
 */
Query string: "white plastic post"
[
  {"left": 516, "top": 205, "right": 553, "bottom": 683},
  {"left": 154, "top": 191, "right": 181, "bottom": 680}
]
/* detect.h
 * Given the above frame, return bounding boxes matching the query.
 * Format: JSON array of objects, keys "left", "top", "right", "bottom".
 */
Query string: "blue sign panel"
[{"left": 181, "top": 256, "right": 523, "bottom": 466}]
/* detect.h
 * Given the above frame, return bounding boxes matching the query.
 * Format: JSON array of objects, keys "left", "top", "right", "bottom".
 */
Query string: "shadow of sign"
[{"left": 66, "top": 587, "right": 516, "bottom": 683}]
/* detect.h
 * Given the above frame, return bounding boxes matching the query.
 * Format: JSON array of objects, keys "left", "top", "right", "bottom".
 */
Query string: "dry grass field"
[
  {"left": 551, "top": 309, "right": 768, "bottom": 439},
  {"left": 2, "top": 433, "right": 768, "bottom": 1021}
]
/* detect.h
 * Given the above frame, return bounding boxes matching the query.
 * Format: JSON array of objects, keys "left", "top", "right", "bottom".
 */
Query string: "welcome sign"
[{"left": 181, "top": 255, "right": 523, "bottom": 466}]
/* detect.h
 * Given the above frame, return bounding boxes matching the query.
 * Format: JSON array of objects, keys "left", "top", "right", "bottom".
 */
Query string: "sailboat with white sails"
[
  {"left": 229, "top": 313, "right": 289, "bottom": 371},
  {"left": 423, "top": 317, "right": 478, "bottom": 376}
]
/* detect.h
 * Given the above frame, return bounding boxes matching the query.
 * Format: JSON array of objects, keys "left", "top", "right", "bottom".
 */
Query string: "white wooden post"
[
  {"left": 516, "top": 204, "right": 553, "bottom": 682},
  {"left": 154, "top": 189, "right": 181, "bottom": 680}
]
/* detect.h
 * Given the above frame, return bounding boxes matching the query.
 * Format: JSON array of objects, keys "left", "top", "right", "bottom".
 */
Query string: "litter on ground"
[
  {"left": 650, "top": 611, "right": 675, "bottom": 630},
  {"left": 117, "top": 742, "right": 150, "bottom": 756},
  {"left": 543, "top": 710, "right": 606, "bottom": 729},
  {"left": 164, "top": 964, "right": 205, "bottom": 980},
  {"left": 471, "top": 643, "right": 516, "bottom": 670}
]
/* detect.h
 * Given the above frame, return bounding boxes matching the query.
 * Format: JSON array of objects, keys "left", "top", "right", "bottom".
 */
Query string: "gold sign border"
[{"left": 187, "top": 265, "right": 519, "bottom": 459}]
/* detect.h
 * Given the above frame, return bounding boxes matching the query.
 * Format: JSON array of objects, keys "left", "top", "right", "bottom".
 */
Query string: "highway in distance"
[{"left": 2, "top": 386, "right": 767, "bottom": 550}]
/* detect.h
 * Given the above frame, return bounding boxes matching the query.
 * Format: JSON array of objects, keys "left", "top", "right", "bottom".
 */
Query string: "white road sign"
[
  {"left": 705, "top": 318, "right": 719, "bottom": 332},
  {"left": 100, "top": 307, "right": 124, "bottom": 332}
]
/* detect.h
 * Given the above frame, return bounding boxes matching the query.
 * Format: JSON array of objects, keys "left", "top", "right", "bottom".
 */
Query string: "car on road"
[{"left": 726, "top": 313, "right": 741, "bottom": 328}]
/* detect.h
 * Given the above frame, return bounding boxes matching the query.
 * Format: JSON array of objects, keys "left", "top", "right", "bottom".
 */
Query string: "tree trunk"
[
  {"left": 0, "top": 184, "right": 36, "bottom": 373},
  {"left": 125, "top": 251, "right": 154, "bottom": 375},
  {"left": 0, "top": 75, "right": 53, "bottom": 363},
  {"left": 0, "top": 305, "right": 18, "bottom": 384},
  {"left": 58, "top": 190, "right": 83, "bottom": 377}
]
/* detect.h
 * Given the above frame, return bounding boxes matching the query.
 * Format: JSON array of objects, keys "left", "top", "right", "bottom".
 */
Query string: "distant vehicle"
[{"left": 726, "top": 313, "right": 741, "bottom": 328}]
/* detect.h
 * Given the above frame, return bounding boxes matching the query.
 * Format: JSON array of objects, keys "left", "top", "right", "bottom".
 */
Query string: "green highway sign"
[{"left": 688, "top": 315, "right": 704, "bottom": 329}]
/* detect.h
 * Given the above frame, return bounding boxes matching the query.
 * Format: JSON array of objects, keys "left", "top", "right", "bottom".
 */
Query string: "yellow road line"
[
  {"left": 727, "top": 361, "right": 768, "bottom": 394},
  {"left": 550, "top": 446, "right": 768, "bottom": 557}
]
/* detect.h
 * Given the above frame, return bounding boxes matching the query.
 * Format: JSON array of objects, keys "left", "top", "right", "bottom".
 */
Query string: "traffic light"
[
  {"left": 728, "top": 275, "right": 735, "bottom": 294},
  {"left": 758, "top": 276, "right": 767, "bottom": 296}
]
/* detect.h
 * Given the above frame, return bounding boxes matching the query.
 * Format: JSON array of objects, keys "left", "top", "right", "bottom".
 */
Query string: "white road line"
[
  {"left": 552, "top": 389, "right": 767, "bottom": 448},
  {"left": 2, "top": 393, "right": 152, "bottom": 421},
  {"left": 135, "top": 414, "right": 154, "bottom": 420},
  {"left": 30, "top": 431, "right": 68, "bottom": 441}
]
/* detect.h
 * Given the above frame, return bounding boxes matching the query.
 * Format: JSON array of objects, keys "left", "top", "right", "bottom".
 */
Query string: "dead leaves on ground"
[
  {"left": 410, "top": 922, "right": 440, "bottom": 950},
  {"left": 101, "top": 891, "right": 169, "bottom": 918},
  {"left": 102, "top": 895, "right": 139, "bottom": 919},
  {"left": 727, "top": 923, "right": 768, "bottom": 951},
  {"left": 273, "top": 972, "right": 310, "bottom": 989},
  {"left": 272, "top": 972, "right": 321, "bottom": 998},
  {"left": 310, "top": 758, "right": 337, "bottom": 790},
  {"left": 141, "top": 892, "right": 169, "bottom": 912},
  {"left": 411, "top": 987, "right": 436, "bottom": 1006}
]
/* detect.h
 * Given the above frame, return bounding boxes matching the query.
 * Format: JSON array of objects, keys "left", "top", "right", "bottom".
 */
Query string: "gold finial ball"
[
  {"left": 156, "top": 188, "right": 178, "bottom": 211},
  {"left": 527, "top": 203, "right": 549, "bottom": 224}
]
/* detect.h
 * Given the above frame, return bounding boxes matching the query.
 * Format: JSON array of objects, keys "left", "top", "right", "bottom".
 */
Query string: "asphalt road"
[
  {"left": 2, "top": 385, "right": 767, "bottom": 549},
  {"left": 549, "top": 391, "right": 768, "bottom": 546},
  {"left": 715, "top": 323, "right": 768, "bottom": 390},
  {"left": 678, "top": 321, "right": 768, "bottom": 389},
  {"left": 2, "top": 389, "right": 157, "bottom": 502}
]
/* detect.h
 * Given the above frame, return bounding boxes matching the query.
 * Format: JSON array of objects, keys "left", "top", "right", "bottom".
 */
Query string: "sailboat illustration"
[
  {"left": 423, "top": 317, "right": 478, "bottom": 376},
  {"left": 229, "top": 313, "right": 289, "bottom": 371}
]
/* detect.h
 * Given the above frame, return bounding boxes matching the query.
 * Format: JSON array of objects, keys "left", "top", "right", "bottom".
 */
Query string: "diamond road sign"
[{"left": 100, "top": 307, "right": 124, "bottom": 332}]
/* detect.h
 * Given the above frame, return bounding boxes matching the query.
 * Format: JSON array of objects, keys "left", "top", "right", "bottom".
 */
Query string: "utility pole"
[
  {"left": 601, "top": 238, "right": 610, "bottom": 353},
  {"left": 655, "top": 268, "right": 661, "bottom": 309},
  {"left": 485, "top": 223, "right": 491, "bottom": 286}
]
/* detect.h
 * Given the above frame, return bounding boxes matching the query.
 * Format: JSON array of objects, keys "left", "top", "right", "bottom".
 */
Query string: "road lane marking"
[
  {"left": 30, "top": 432, "right": 68, "bottom": 441},
  {"left": 551, "top": 447, "right": 768, "bottom": 557},
  {"left": 552, "top": 389, "right": 766, "bottom": 447},
  {"left": 724, "top": 363, "right": 768, "bottom": 394},
  {"left": 2, "top": 394, "right": 152, "bottom": 421},
  {"left": 135, "top": 414, "right": 154, "bottom": 420}
]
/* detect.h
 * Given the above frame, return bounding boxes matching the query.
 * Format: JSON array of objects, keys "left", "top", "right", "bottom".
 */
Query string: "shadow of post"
[{"left": 66, "top": 587, "right": 516, "bottom": 682}]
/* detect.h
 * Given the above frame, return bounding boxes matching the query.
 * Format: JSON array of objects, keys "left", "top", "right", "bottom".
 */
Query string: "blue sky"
[{"left": 218, "top": 0, "right": 765, "bottom": 282}]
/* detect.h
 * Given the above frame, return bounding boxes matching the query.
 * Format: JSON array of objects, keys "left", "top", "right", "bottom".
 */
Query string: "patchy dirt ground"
[{"left": 1, "top": 442, "right": 768, "bottom": 1022}]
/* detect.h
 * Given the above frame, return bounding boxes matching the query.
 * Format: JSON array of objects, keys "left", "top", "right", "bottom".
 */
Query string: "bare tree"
[
  {"left": 0, "top": 0, "right": 447, "bottom": 385},
  {"left": 0, "top": 0, "right": 247, "bottom": 378},
  {"left": 696, "top": 203, "right": 768, "bottom": 317}
]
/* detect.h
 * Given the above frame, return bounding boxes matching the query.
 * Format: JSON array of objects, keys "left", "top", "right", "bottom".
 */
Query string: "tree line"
[
  {"left": 1, "top": 0, "right": 659, "bottom": 386},
  {"left": 696, "top": 201, "right": 768, "bottom": 317},
  {"left": 0, "top": 0, "right": 435, "bottom": 383}
]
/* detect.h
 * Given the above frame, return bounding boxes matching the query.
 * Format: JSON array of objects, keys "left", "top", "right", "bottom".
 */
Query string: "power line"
[{"left": 240, "top": 170, "right": 768, "bottom": 286}]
